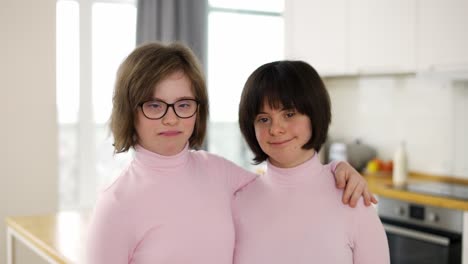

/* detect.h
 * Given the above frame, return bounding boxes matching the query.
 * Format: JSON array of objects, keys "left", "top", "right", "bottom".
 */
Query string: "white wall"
[
  {"left": 0, "top": 0, "right": 58, "bottom": 263},
  {"left": 325, "top": 75, "right": 468, "bottom": 178}
]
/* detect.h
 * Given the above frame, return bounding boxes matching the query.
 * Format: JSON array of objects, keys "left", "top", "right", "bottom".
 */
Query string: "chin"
[{"left": 168, "top": 141, "right": 187, "bottom": 152}]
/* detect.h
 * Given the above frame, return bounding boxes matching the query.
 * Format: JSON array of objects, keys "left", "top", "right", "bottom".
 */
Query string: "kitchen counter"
[
  {"left": 5, "top": 211, "right": 89, "bottom": 264},
  {"left": 366, "top": 172, "right": 468, "bottom": 211},
  {"left": 367, "top": 172, "right": 468, "bottom": 264}
]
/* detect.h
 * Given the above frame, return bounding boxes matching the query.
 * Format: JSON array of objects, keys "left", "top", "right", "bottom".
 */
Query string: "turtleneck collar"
[
  {"left": 133, "top": 143, "right": 190, "bottom": 170},
  {"left": 265, "top": 153, "right": 324, "bottom": 187}
]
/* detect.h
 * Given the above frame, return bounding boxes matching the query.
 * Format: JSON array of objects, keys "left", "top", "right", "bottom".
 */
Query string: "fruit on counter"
[
  {"left": 366, "top": 159, "right": 380, "bottom": 173},
  {"left": 365, "top": 158, "right": 393, "bottom": 173},
  {"left": 380, "top": 160, "right": 393, "bottom": 172}
]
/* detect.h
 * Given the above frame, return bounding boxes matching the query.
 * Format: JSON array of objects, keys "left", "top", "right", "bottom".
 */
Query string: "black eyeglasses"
[{"left": 139, "top": 99, "right": 199, "bottom": 120}]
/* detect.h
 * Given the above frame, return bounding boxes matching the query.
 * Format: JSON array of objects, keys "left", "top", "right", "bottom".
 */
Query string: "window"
[
  {"left": 56, "top": 0, "right": 136, "bottom": 209},
  {"left": 57, "top": 0, "right": 284, "bottom": 209},
  {"left": 207, "top": 0, "right": 284, "bottom": 170}
]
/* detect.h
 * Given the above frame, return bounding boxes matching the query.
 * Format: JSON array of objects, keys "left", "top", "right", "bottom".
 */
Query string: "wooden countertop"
[
  {"left": 5, "top": 211, "right": 90, "bottom": 264},
  {"left": 367, "top": 172, "right": 468, "bottom": 211}
]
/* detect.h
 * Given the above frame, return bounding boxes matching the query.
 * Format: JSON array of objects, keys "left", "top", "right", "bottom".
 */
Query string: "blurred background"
[{"left": 1, "top": 0, "right": 467, "bottom": 263}]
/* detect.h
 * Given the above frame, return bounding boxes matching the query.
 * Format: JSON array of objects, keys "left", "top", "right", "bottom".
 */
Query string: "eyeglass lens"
[{"left": 141, "top": 99, "right": 198, "bottom": 119}]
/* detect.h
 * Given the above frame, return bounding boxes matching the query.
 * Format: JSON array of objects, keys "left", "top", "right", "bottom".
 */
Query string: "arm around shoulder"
[
  {"left": 223, "top": 158, "right": 258, "bottom": 194},
  {"left": 202, "top": 152, "right": 257, "bottom": 194}
]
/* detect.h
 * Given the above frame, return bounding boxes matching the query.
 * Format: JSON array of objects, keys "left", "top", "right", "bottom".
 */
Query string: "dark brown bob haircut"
[
  {"left": 238, "top": 60, "right": 331, "bottom": 164},
  {"left": 110, "top": 42, "right": 208, "bottom": 153}
]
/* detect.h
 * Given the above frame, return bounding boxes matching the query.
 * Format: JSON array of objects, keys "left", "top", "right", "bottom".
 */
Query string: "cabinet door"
[
  {"left": 284, "top": 0, "right": 349, "bottom": 76},
  {"left": 417, "top": 0, "right": 468, "bottom": 71},
  {"left": 349, "top": 0, "right": 416, "bottom": 74}
]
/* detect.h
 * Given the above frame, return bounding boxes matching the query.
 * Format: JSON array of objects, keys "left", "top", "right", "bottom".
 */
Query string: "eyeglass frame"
[{"left": 138, "top": 98, "right": 200, "bottom": 120}]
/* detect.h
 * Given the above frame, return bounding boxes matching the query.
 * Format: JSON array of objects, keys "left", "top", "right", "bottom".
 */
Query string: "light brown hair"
[{"left": 110, "top": 42, "right": 208, "bottom": 153}]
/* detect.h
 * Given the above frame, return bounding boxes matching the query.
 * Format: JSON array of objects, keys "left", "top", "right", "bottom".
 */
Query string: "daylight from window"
[
  {"left": 207, "top": 1, "right": 284, "bottom": 169},
  {"left": 56, "top": 0, "right": 136, "bottom": 209}
]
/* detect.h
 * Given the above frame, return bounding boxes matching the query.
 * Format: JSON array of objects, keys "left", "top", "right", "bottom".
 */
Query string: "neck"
[
  {"left": 139, "top": 141, "right": 187, "bottom": 156},
  {"left": 269, "top": 149, "right": 316, "bottom": 168},
  {"left": 134, "top": 143, "right": 190, "bottom": 169},
  {"left": 266, "top": 152, "right": 323, "bottom": 187}
]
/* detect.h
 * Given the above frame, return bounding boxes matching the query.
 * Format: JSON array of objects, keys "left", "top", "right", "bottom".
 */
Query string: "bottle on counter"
[{"left": 393, "top": 141, "right": 408, "bottom": 187}]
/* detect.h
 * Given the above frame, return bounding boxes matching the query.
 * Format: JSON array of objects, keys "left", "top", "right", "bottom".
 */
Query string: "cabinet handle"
[{"left": 383, "top": 223, "right": 450, "bottom": 246}]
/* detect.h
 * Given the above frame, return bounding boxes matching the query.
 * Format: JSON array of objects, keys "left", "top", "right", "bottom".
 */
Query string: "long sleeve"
[
  {"left": 222, "top": 157, "right": 258, "bottom": 194},
  {"left": 86, "top": 194, "right": 133, "bottom": 264},
  {"left": 196, "top": 151, "right": 257, "bottom": 194},
  {"left": 233, "top": 155, "right": 390, "bottom": 264},
  {"left": 352, "top": 204, "right": 390, "bottom": 264},
  {"left": 85, "top": 146, "right": 241, "bottom": 264}
]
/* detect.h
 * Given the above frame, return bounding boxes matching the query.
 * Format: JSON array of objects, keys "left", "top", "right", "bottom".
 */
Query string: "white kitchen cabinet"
[
  {"left": 285, "top": 0, "right": 416, "bottom": 76},
  {"left": 348, "top": 0, "right": 416, "bottom": 74},
  {"left": 285, "top": 0, "right": 468, "bottom": 76},
  {"left": 284, "top": 0, "right": 349, "bottom": 76},
  {"left": 416, "top": 0, "right": 468, "bottom": 72}
]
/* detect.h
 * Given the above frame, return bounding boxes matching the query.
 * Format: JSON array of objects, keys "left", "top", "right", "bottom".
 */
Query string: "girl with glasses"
[{"left": 87, "top": 42, "right": 376, "bottom": 264}]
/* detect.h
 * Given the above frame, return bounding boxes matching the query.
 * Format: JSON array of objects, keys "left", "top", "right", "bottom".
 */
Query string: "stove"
[
  {"left": 378, "top": 197, "right": 463, "bottom": 264},
  {"left": 404, "top": 182, "right": 468, "bottom": 200}
]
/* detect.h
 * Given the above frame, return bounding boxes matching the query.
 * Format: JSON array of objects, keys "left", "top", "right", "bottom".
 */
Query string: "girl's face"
[
  {"left": 254, "top": 102, "right": 315, "bottom": 168},
  {"left": 135, "top": 71, "right": 197, "bottom": 156}
]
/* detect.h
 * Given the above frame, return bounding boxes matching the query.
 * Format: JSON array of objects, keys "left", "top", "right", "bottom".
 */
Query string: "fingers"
[
  {"left": 362, "top": 183, "right": 378, "bottom": 206},
  {"left": 335, "top": 161, "right": 375, "bottom": 208},
  {"left": 334, "top": 163, "right": 347, "bottom": 189},
  {"left": 348, "top": 181, "right": 365, "bottom": 208},
  {"left": 342, "top": 176, "right": 359, "bottom": 205},
  {"left": 335, "top": 171, "right": 347, "bottom": 189},
  {"left": 363, "top": 189, "right": 372, "bottom": 206}
]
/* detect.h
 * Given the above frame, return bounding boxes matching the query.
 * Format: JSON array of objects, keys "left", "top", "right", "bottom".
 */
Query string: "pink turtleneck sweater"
[
  {"left": 233, "top": 154, "right": 390, "bottom": 264},
  {"left": 86, "top": 145, "right": 256, "bottom": 264}
]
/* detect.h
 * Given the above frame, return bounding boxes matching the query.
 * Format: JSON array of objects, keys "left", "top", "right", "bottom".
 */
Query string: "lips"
[
  {"left": 269, "top": 138, "right": 293, "bottom": 146},
  {"left": 159, "top": 131, "right": 182, "bottom": 136}
]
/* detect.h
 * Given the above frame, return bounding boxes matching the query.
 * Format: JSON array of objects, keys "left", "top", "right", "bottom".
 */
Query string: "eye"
[
  {"left": 176, "top": 100, "right": 195, "bottom": 109},
  {"left": 145, "top": 101, "right": 163, "bottom": 109},
  {"left": 256, "top": 117, "right": 270, "bottom": 123},
  {"left": 285, "top": 111, "right": 296, "bottom": 118},
  {"left": 177, "top": 102, "right": 191, "bottom": 108}
]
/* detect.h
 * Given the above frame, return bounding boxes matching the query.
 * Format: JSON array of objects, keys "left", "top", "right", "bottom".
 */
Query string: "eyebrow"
[{"left": 150, "top": 96, "right": 196, "bottom": 102}]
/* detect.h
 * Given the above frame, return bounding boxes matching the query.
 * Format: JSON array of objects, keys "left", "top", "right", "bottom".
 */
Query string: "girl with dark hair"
[{"left": 234, "top": 60, "right": 389, "bottom": 264}]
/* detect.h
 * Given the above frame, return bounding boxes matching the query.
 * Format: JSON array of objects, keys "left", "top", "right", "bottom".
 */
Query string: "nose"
[
  {"left": 161, "top": 105, "right": 179, "bottom": 125},
  {"left": 269, "top": 119, "right": 285, "bottom": 136}
]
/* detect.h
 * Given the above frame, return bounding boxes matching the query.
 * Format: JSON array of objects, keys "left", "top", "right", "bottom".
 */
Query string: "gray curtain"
[
  {"left": 136, "top": 0, "right": 208, "bottom": 150},
  {"left": 136, "top": 0, "right": 208, "bottom": 68}
]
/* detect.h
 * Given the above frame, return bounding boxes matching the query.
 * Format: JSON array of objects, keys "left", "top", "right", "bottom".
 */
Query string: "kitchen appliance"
[
  {"left": 378, "top": 197, "right": 462, "bottom": 264},
  {"left": 328, "top": 142, "right": 347, "bottom": 162},
  {"left": 405, "top": 181, "right": 468, "bottom": 201},
  {"left": 327, "top": 139, "right": 376, "bottom": 171}
]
